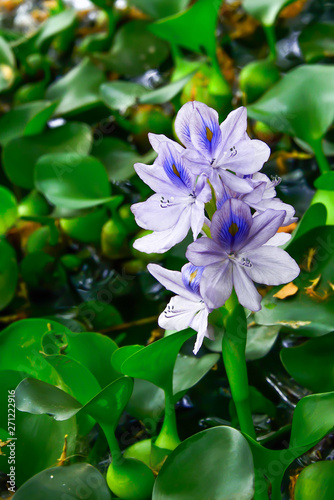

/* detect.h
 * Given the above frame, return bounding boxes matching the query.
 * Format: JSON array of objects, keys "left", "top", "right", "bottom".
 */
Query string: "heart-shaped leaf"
[
  {"left": 46, "top": 58, "right": 106, "bottom": 116},
  {"left": 0, "top": 239, "right": 18, "bottom": 311},
  {"left": 150, "top": 0, "right": 220, "bottom": 63},
  {"left": 153, "top": 426, "right": 254, "bottom": 500},
  {"left": 0, "top": 101, "right": 57, "bottom": 146},
  {"left": 12, "top": 463, "right": 112, "bottom": 500},
  {"left": 247, "top": 65, "right": 334, "bottom": 150},
  {"left": 242, "top": 0, "right": 295, "bottom": 27},
  {"left": 111, "top": 329, "right": 195, "bottom": 392},
  {"left": 0, "top": 187, "right": 17, "bottom": 235},
  {"left": 0, "top": 36, "right": 16, "bottom": 92},
  {"left": 281, "top": 332, "right": 334, "bottom": 393},
  {"left": 3, "top": 122, "right": 92, "bottom": 189},
  {"left": 35, "top": 153, "right": 112, "bottom": 209}
]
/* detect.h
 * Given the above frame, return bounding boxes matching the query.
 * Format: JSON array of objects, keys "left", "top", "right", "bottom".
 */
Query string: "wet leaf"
[
  {"left": 242, "top": 0, "right": 295, "bottom": 26},
  {"left": 299, "top": 22, "right": 334, "bottom": 63},
  {"left": 295, "top": 461, "right": 334, "bottom": 500}
]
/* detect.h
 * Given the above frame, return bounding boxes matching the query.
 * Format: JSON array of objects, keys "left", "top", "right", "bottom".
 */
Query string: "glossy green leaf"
[
  {"left": 0, "top": 319, "right": 71, "bottom": 384},
  {"left": 245, "top": 324, "right": 280, "bottom": 360},
  {"left": 299, "top": 22, "right": 334, "bottom": 63},
  {"left": 140, "top": 74, "right": 193, "bottom": 104},
  {"left": 281, "top": 332, "right": 334, "bottom": 393},
  {"left": 35, "top": 9, "right": 77, "bottom": 52},
  {"left": 35, "top": 154, "right": 112, "bottom": 209},
  {"left": 254, "top": 226, "right": 334, "bottom": 337},
  {"left": 100, "top": 81, "right": 149, "bottom": 111},
  {"left": 128, "top": 0, "right": 189, "bottom": 19},
  {"left": 3, "top": 122, "right": 92, "bottom": 189},
  {"left": 0, "top": 370, "right": 76, "bottom": 488},
  {"left": 290, "top": 203, "right": 327, "bottom": 241},
  {"left": 150, "top": 0, "right": 220, "bottom": 62},
  {"left": 248, "top": 65, "right": 334, "bottom": 148},
  {"left": 295, "top": 461, "right": 334, "bottom": 500},
  {"left": 102, "top": 21, "right": 169, "bottom": 77},
  {"left": 92, "top": 137, "right": 156, "bottom": 181},
  {"left": 0, "top": 101, "right": 57, "bottom": 146},
  {"left": 12, "top": 463, "right": 112, "bottom": 500},
  {"left": 0, "top": 239, "right": 18, "bottom": 311},
  {"left": 46, "top": 58, "right": 106, "bottom": 116},
  {"left": 21, "top": 251, "right": 66, "bottom": 291},
  {"left": 153, "top": 426, "right": 254, "bottom": 500},
  {"left": 111, "top": 329, "right": 195, "bottom": 391},
  {"left": 242, "top": 0, "right": 295, "bottom": 27},
  {"left": 42, "top": 330, "right": 119, "bottom": 388},
  {"left": 173, "top": 353, "right": 219, "bottom": 398},
  {"left": 76, "top": 300, "right": 123, "bottom": 331},
  {"left": 0, "top": 186, "right": 17, "bottom": 234},
  {"left": 16, "top": 376, "right": 133, "bottom": 432}
]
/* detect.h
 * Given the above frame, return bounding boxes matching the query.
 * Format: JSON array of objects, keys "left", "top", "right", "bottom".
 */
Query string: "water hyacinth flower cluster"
[{"left": 131, "top": 101, "right": 300, "bottom": 354}]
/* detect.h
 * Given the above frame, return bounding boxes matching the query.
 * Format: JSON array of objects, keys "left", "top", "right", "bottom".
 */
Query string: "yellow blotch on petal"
[
  {"left": 206, "top": 127, "right": 213, "bottom": 142},
  {"left": 273, "top": 282, "right": 298, "bottom": 299},
  {"left": 189, "top": 270, "right": 198, "bottom": 284},
  {"left": 172, "top": 164, "right": 181, "bottom": 178},
  {"left": 228, "top": 222, "right": 239, "bottom": 236}
]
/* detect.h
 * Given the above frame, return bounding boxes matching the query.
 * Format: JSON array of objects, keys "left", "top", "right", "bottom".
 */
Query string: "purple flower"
[
  {"left": 148, "top": 263, "right": 213, "bottom": 354},
  {"left": 217, "top": 173, "right": 296, "bottom": 226},
  {"left": 186, "top": 199, "right": 300, "bottom": 312},
  {"left": 174, "top": 101, "right": 270, "bottom": 196},
  {"left": 131, "top": 142, "right": 211, "bottom": 253}
]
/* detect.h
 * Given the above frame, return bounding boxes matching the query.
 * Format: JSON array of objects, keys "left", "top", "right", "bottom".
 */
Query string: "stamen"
[
  {"left": 270, "top": 175, "right": 281, "bottom": 187},
  {"left": 229, "top": 146, "right": 237, "bottom": 158},
  {"left": 240, "top": 257, "right": 252, "bottom": 268},
  {"left": 160, "top": 196, "right": 172, "bottom": 208}
]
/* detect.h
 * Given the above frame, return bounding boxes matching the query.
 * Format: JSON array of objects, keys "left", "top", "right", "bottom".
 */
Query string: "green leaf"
[
  {"left": 42, "top": 330, "right": 119, "bottom": 388},
  {"left": 0, "top": 187, "right": 17, "bottom": 234},
  {"left": 242, "top": 0, "right": 295, "bottom": 27},
  {"left": 281, "top": 332, "right": 334, "bottom": 393},
  {"left": 12, "top": 463, "right": 112, "bottom": 500},
  {"left": 248, "top": 65, "right": 334, "bottom": 148},
  {"left": 299, "top": 22, "right": 334, "bottom": 63},
  {"left": 35, "top": 153, "right": 112, "bottom": 209},
  {"left": 314, "top": 172, "right": 334, "bottom": 191},
  {"left": 173, "top": 353, "right": 219, "bottom": 398},
  {"left": 128, "top": 0, "right": 189, "bottom": 19},
  {"left": 101, "top": 21, "right": 169, "bottom": 77},
  {"left": 100, "top": 81, "right": 149, "bottom": 111},
  {"left": 290, "top": 203, "right": 327, "bottom": 241},
  {"left": 16, "top": 376, "right": 133, "bottom": 433},
  {"left": 254, "top": 225, "right": 334, "bottom": 337},
  {"left": 140, "top": 74, "right": 193, "bottom": 104},
  {"left": 150, "top": 0, "right": 221, "bottom": 62},
  {"left": 295, "top": 461, "right": 334, "bottom": 500},
  {"left": 111, "top": 329, "right": 195, "bottom": 392},
  {"left": 153, "top": 426, "right": 254, "bottom": 500},
  {"left": 0, "top": 239, "right": 18, "bottom": 311},
  {"left": 0, "top": 36, "right": 15, "bottom": 92},
  {"left": 46, "top": 58, "right": 106, "bottom": 116},
  {"left": 35, "top": 9, "right": 77, "bottom": 52},
  {"left": 0, "top": 319, "right": 71, "bottom": 384},
  {"left": 0, "top": 101, "right": 57, "bottom": 146},
  {"left": 92, "top": 137, "right": 157, "bottom": 181},
  {"left": 3, "top": 122, "right": 92, "bottom": 189},
  {"left": 0, "top": 370, "right": 77, "bottom": 488},
  {"left": 59, "top": 207, "right": 109, "bottom": 245},
  {"left": 245, "top": 324, "right": 280, "bottom": 361}
]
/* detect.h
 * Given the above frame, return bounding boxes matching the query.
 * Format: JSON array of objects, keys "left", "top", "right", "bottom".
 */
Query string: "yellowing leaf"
[{"left": 273, "top": 282, "right": 299, "bottom": 299}]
